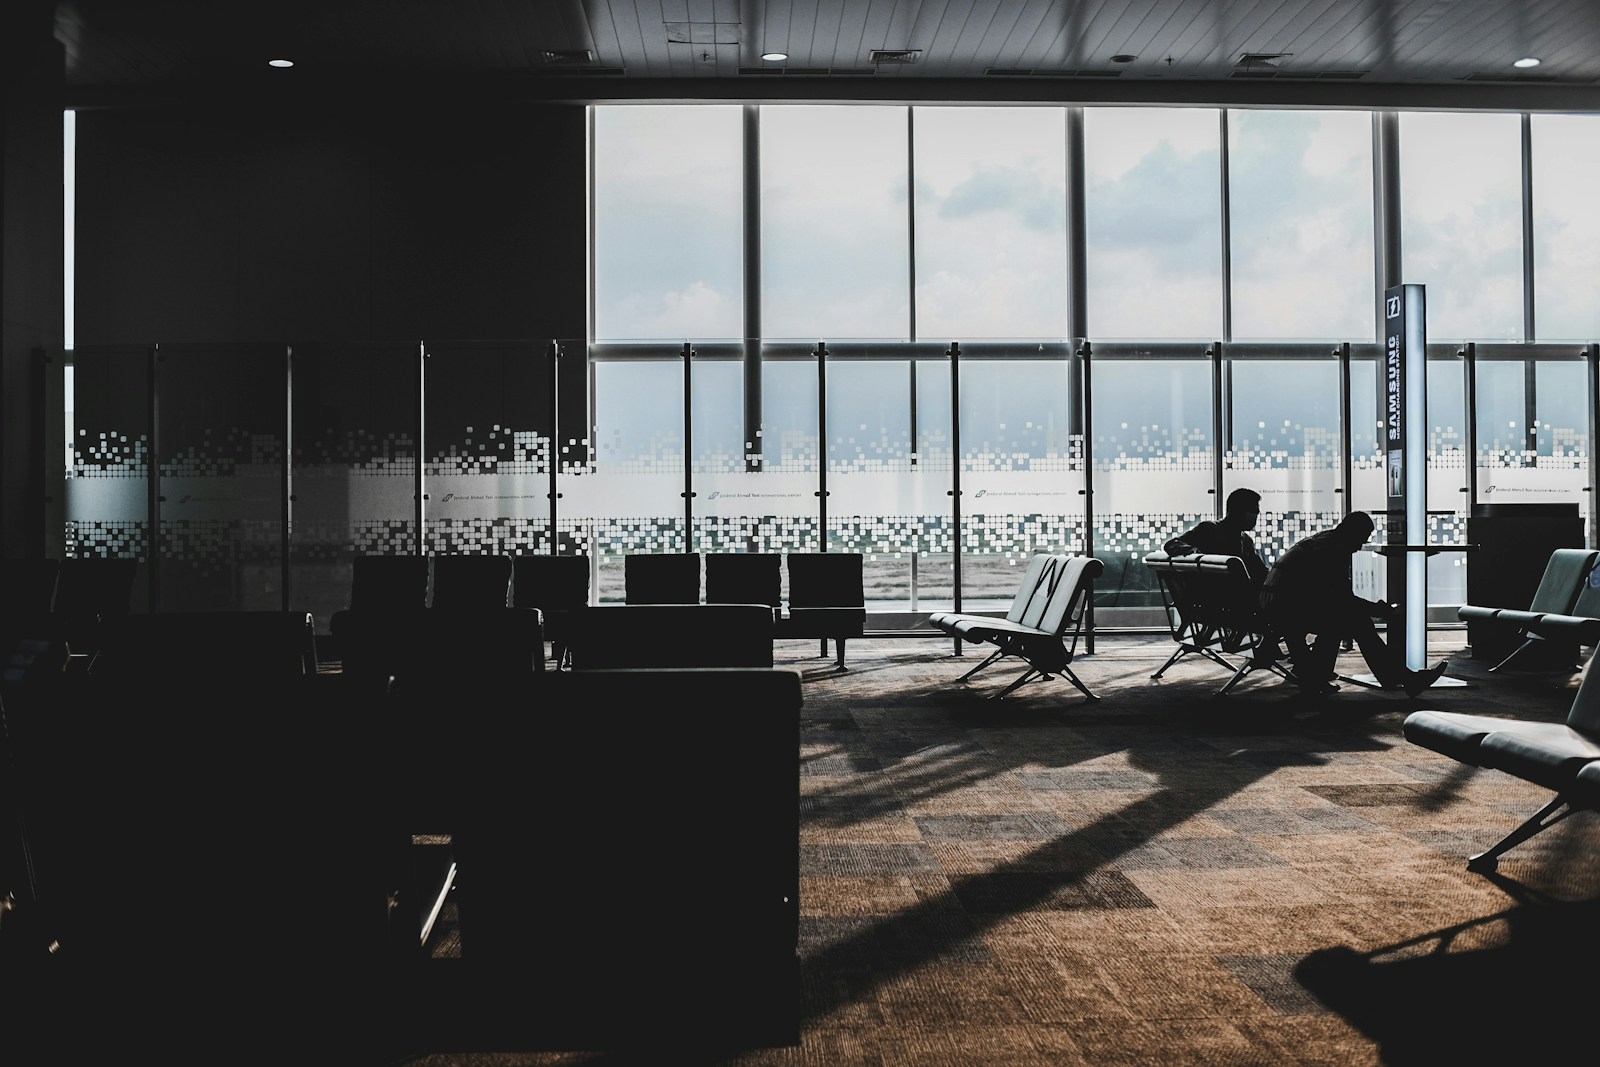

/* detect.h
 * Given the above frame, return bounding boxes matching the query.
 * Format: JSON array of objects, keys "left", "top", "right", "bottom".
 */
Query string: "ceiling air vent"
[
  {"left": 739, "top": 66, "right": 876, "bottom": 76},
  {"left": 870, "top": 49, "right": 921, "bottom": 64},
  {"left": 1463, "top": 72, "right": 1558, "bottom": 82},
  {"left": 1312, "top": 70, "right": 1368, "bottom": 80},
  {"left": 542, "top": 49, "right": 596, "bottom": 65},
  {"left": 984, "top": 67, "right": 1122, "bottom": 78}
]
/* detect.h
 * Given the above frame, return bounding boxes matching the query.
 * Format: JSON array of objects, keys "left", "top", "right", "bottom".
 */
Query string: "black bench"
[{"left": 1143, "top": 551, "right": 1290, "bottom": 696}]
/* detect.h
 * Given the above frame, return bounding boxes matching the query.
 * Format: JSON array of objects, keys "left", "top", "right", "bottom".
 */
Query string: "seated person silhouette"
[
  {"left": 1163, "top": 487, "right": 1269, "bottom": 586},
  {"left": 1258, "top": 511, "right": 1446, "bottom": 697}
]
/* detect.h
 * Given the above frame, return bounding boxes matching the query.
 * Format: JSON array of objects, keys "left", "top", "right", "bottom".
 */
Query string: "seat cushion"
[
  {"left": 1477, "top": 725, "right": 1600, "bottom": 793},
  {"left": 1402, "top": 710, "right": 1525, "bottom": 765},
  {"left": 1569, "top": 759, "right": 1600, "bottom": 810}
]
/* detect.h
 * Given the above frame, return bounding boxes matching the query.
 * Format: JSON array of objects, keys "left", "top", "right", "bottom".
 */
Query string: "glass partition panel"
[
  {"left": 956, "top": 348, "right": 1083, "bottom": 611},
  {"left": 1472, "top": 345, "right": 1590, "bottom": 522},
  {"left": 1088, "top": 345, "right": 1215, "bottom": 623},
  {"left": 577, "top": 353, "right": 687, "bottom": 601},
  {"left": 757, "top": 349, "right": 823, "bottom": 569},
  {"left": 690, "top": 347, "right": 766, "bottom": 552},
  {"left": 823, "top": 345, "right": 954, "bottom": 618},
  {"left": 912, "top": 107, "right": 1068, "bottom": 342},
  {"left": 1084, "top": 107, "right": 1222, "bottom": 341},
  {"left": 1221, "top": 346, "right": 1343, "bottom": 566},
  {"left": 1348, "top": 345, "right": 1388, "bottom": 602},
  {"left": 761, "top": 106, "right": 910, "bottom": 342},
  {"left": 1425, "top": 347, "right": 1470, "bottom": 613},
  {"left": 423, "top": 340, "right": 555, "bottom": 556},
  {"left": 153, "top": 343, "right": 286, "bottom": 612},
  {"left": 1530, "top": 113, "right": 1600, "bottom": 342},
  {"left": 64, "top": 344, "right": 151, "bottom": 611},
  {"left": 289, "top": 342, "right": 420, "bottom": 631}
]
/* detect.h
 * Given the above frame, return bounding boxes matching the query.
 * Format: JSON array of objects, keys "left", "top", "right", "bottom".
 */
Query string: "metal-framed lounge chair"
[{"left": 928, "top": 553, "right": 1103, "bottom": 701}]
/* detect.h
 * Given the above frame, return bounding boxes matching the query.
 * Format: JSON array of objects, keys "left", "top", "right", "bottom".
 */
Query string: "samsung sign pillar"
[{"left": 1384, "top": 283, "right": 1428, "bottom": 672}]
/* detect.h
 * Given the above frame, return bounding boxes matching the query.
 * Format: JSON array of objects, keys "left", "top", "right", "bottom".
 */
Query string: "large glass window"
[
  {"left": 1399, "top": 112, "right": 1524, "bottom": 342},
  {"left": 912, "top": 107, "right": 1068, "bottom": 342},
  {"left": 761, "top": 106, "right": 910, "bottom": 342},
  {"left": 1530, "top": 113, "right": 1600, "bottom": 341},
  {"left": 1228, "top": 110, "right": 1375, "bottom": 341},
  {"left": 1084, "top": 108, "right": 1223, "bottom": 341},
  {"left": 592, "top": 106, "right": 743, "bottom": 342}
]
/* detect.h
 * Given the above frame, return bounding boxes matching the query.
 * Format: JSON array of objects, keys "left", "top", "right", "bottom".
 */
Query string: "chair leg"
[
  {"left": 956, "top": 646, "right": 1008, "bottom": 683},
  {"left": 991, "top": 667, "right": 1043, "bottom": 699},
  {"left": 1488, "top": 637, "right": 1538, "bottom": 673},
  {"left": 833, "top": 638, "right": 847, "bottom": 670},
  {"left": 1466, "top": 794, "right": 1576, "bottom": 872},
  {"left": 1151, "top": 644, "right": 1190, "bottom": 679},
  {"left": 1059, "top": 666, "right": 1099, "bottom": 702}
]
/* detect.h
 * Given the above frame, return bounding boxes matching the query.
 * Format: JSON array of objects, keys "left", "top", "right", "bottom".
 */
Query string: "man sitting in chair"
[
  {"left": 1164, "top": 487, "right": 1270, "bottom": 587},
  {"left": 1259, "top": 510, "right": 1447, "bottom": 697}
]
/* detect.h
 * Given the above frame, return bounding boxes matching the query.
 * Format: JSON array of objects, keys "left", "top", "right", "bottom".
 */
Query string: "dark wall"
[
  {"left": 73, "top": 98, "right": 586, "bottom": 346},
  {"left": 0, "top": 3, "right": 64, "bottom": 556}
]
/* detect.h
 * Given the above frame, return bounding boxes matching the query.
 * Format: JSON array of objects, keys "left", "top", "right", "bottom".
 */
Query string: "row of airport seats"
[
  {"left": 1458, "top": 547, "right": 1600, "bottom": 672},
  {"left": 0, "top": 607, "right": 801, "bottom": 1060},
  {"left": 329, "top": 551, "right": 867, "bottom": 672},
  {"left": 624, "top": 551, "right": 866, "bottom": 668}
]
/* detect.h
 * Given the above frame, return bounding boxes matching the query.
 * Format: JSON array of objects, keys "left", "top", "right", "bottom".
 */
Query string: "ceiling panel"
[{"left": 49, "top": 0, "right": 1600, "bottom": 108}]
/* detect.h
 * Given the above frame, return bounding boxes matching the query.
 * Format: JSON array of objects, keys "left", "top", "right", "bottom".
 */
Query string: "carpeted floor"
[{"left": 399, "top": 631, "right": 1600, "bottom": 1067}]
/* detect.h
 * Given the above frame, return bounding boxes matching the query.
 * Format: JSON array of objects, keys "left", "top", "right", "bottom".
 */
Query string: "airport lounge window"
[
  {"left": 1227, "top": 109, "right": 1375, "bottom": 342},
  {"left": 1530, "top": 112, "right": 1600, "bottom": 341},
  {"left": 591, "top": 105, "right": 743, "bottom": 343},
  {"left": 1083, "top": 106, "right": 1223, "bottom": 340},
  {"left": 1399, "top": 111, "right": 1525, "bottom": 342}
]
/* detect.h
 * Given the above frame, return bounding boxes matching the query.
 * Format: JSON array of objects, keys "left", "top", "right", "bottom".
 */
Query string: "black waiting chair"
[
  {"left": 778, "top": 552, "right": 866, "bottom": 669},
  {"left": 1458, "top": 547, "right": 1600, "bottom": 671},
  {"left": 430, "top": 554, "right": 515, "bottom": 611},
  {"left": 624, "top": 552, "right": 702, "bottom": 604},
  {"left": 329, "top": 555, "right": 432, "bottom": 683},
  {"left": 512, "top": 554, "right": 590, "bottom": 669},
  {"left": 704, "top": 552, "right": 783, "bottom": 622},
  {"left": 49, "top": 557, "right": 138, "bottom": 665}
]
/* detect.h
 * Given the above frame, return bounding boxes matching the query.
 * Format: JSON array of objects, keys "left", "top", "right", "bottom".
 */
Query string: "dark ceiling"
[{"left": 51, "top": 0, "right": 1600, "bottom": 109}]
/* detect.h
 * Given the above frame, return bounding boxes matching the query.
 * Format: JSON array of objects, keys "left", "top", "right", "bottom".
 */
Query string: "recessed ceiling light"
[
  {"left": 267, "top": 58, "right": 294, "bottom": 68},
  {"left": 760, "top": 52, "right": 788, "bottom": 62},
  {"left": 1111, "top": 54, "right": 1137, "bottom": 64},
  {"left": 1514, "top": 57, "right": 1541, "bottom": 68}
]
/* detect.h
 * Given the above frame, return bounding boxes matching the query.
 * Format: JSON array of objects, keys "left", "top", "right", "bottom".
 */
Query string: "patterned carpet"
[{"left": 400, "top": 631, "right": 1600, "bottom": 1067}]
